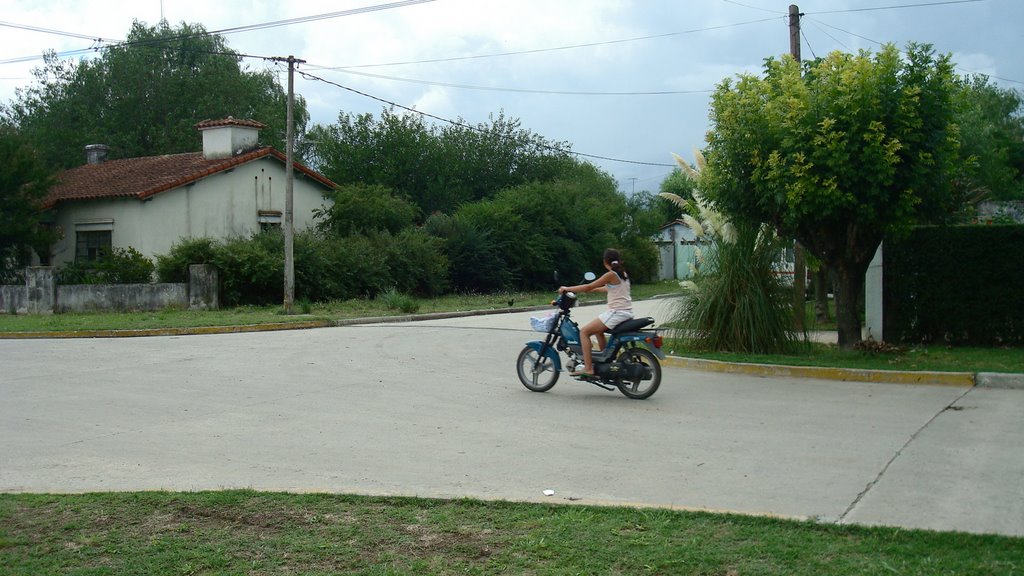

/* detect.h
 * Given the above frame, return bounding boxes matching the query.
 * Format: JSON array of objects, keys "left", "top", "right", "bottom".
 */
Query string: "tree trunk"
[
  {"left": 833, "top": 263, "right": 864, "bottom": 349},
  {"left": 814, "top": 265, "right": 831, "bottom": 324}
]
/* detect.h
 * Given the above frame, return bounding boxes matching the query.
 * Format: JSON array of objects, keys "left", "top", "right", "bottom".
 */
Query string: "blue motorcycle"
[{"left": 517, "top": 276, "right": 665, "bottom": 399}]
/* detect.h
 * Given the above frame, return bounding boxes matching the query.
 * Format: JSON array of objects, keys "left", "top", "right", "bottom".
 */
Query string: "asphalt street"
[{"left": 1, "top": 299, "right": 1022, "bottom": 537}]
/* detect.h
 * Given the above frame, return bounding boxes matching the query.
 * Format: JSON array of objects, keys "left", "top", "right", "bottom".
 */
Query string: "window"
[
  {"left": 258, "top": 210, "right": 282, "bottom": 233},
  {"left": 74, "top": 219, "right": 114, "bottom": 262},
  {"left": 76, "top": 230, "right": 112, "bottom": 262}
]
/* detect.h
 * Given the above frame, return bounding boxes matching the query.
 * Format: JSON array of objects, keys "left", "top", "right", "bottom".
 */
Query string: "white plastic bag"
[{"left": 530, "top": 312, "right": 557, "bottom": 332}]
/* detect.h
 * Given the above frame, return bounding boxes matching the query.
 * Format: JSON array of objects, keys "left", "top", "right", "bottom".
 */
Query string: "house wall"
[
  {"left": 655, "top": 223, "right": 700, "bottom": 281},
  {"left": 49, "top": 157, "right": 330, "bottom": 266}
]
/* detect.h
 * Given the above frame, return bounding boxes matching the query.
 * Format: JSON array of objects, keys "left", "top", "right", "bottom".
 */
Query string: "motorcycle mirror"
[{"left": 583, "top": 272, "right": 596, "bottom": 281}]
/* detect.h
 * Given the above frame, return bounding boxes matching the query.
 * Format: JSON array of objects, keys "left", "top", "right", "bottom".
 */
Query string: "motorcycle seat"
[{"left": 608, "top": 316, "right": 654, "bottom": 334}]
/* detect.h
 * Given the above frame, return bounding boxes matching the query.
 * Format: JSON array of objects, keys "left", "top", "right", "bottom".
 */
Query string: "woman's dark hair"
[{"left": 603, "top": 248, "right": 629, "bottom": 281}]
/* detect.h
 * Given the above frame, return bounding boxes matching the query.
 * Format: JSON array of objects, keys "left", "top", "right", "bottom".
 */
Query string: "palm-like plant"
[{"left": 661, "top": 151, "right": 802, "bottom": 353}]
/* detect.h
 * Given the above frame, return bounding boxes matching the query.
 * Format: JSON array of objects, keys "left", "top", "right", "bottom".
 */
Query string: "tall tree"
[
  {"left": 702, "top": 44, "right": 962, "bottom": 348},
  {"left": 954, "top": 76, "right": 1024, "bottom": 203},
  {"left": 0, "top": 123, "right": 54, "bottom": 280},
  {"left": 306, "top": 109, "right": 576, "bottom": 216},
  {"left": 4, "top": 21, "right": 306, "bottom": 168}
]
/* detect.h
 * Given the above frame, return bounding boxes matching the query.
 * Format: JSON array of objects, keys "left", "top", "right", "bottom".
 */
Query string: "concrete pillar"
[
  {"left": 188, "top": 264, "right": 219, "bottom": 310},
  {"left": 863, "top": 244, "right": 883, "bottom": 341},
  {"left": 26, "top": 266, "right": 56, "bottom": 314}
]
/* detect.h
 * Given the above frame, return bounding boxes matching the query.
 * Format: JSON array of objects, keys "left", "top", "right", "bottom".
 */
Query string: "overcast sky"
[{"left": 2, "top": 0, "right": 1021, "bottom": 193}]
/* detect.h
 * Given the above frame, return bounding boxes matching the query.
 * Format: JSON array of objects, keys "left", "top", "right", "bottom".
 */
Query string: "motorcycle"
[{"left": 516, "top": 273, "right": 666, "bottom": 399}]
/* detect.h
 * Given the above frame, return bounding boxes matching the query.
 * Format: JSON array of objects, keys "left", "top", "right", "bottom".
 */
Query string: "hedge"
[{"left": 883, "top": 225, "right": 1024, "bottom": 346}]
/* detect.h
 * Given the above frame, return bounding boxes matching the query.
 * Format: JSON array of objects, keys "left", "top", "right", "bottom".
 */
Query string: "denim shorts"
[{"left": 599, "top": 309, "right": 633, "bottom": 330}]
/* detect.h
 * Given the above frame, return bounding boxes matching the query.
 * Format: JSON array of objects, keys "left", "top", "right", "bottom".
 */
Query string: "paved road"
[{"left": 2, "top": 300, "right": 1022, "bottom": 537}]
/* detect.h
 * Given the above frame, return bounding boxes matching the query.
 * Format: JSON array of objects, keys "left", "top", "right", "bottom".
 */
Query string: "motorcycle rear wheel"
[
  {"left": 516, "top": 346, "right": 559, "bottom": 392},
  {"left": 616, "top": 347, "right": 662, "bottom": 399}
]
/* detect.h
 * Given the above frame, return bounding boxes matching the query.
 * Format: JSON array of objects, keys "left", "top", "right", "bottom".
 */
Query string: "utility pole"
[
  {"left": 278, "top": 55, "right": 305, "bottom": 314},
  {"left": 789, "top": 4, "right": 807, "bottom": 332}
]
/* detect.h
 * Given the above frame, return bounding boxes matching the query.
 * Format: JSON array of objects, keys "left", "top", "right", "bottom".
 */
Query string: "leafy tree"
[
  {"left": 314, "top": 183, "right": 419, "bottom": 236},
  {"left": 954, "top": 76, "right": 1024, "bottom": 203},
  {"left": 432, "top": 164, "right": 643, "bottom": 291},
  {"left": 306, "top": 109, "right": 576, "bottom": 216},
  {"left": 659, "top": 164, "right": 697, "bottom": 205},
  {"left": 702, "top": 44, "right": 961, "bottom": 348},
  {"left": 0, "top": 123, "right": 54, "bottom": 280},
  {"left": 4, "top": 21, "right": 306, "bottom": 169}
]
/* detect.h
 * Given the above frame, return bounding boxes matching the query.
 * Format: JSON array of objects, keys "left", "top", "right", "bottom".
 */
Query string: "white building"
[
  {"left": 654, "top": 219, "right": 700, "bottom": 281},
  {"left": 43, "top": 118, "right": 336, "bottom": 266}
]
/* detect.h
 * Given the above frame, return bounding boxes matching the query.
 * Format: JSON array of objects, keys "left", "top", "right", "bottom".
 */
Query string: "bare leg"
[{"left": 577, "top": 318, "right": 609, "bottom": 374}]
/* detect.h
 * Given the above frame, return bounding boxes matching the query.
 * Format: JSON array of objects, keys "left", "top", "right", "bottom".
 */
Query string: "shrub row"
[
  {"left": 156, "top": 229, "right": 448, "bottom": 306},
  {"left": 58, "top": 247, "right": 155, "bottom": 284},
  {"left": 883, "top": 224, "right": 1024, "bottom": 346}
]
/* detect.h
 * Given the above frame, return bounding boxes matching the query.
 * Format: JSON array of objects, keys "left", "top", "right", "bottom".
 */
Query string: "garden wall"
[{"left": 0, "top": 265, "right": 218, "bottom": 314}]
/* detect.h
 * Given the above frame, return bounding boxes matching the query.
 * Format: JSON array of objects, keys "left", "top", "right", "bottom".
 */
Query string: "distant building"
[{"left": 42, "top": 118, "right": 335, "bottom": 266}]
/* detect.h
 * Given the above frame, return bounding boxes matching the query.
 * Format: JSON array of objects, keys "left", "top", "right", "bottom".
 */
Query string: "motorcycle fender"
[
  {"left": 524, "top": 340, "right": 563, "bottom": 371},
  {"left": 619, "top": 334, "right": 667, "bottom": 360}
]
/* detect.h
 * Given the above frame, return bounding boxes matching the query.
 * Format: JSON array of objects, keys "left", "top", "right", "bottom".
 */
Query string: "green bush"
[
  {"left": 884, "top": 224, "right": 1024, "bottom": 345},
  {"left": 155, "top": 237, "right": 219, "bottom": 282},
  {"left": 59, "top": 247, "right": 155, "bottom": 284},
  {"left": 376, "top": 228, "right": 450, "bottom": 297},
  {"left": 671, "top": 221, "right": 800, "bottom": 353},
  {"left": 212, "top": 231, "right": 284, "bottom": 306},
  {"left": 314, "top": 183, "right": 419, "bottom": 236},
  {"left": 619, "top": 235, "right": 660, "bottom": 283},
  {"left": 378, "top": 287, "right": 420, "bottom": 313}
]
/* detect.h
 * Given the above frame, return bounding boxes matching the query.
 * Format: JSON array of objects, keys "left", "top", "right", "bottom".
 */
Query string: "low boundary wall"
[{"left": 0, "top": 265, "right": 218, "bottom": 314}]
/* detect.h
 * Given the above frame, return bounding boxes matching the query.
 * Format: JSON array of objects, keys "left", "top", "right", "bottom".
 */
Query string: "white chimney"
[
  {"left": 194, "top": 117, "right": 266, "bottom": 160},
  {"left": 84, "top": 144, "right": 109, "bottom": 164}
]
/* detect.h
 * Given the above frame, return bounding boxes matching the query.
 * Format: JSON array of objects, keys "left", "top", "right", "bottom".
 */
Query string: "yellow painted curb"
[
  {"left": 663, "top": 355, "right": 975, "bottom": 387},
  {"left": 0, "top": 320, "right": 332, "bottom": 339}
]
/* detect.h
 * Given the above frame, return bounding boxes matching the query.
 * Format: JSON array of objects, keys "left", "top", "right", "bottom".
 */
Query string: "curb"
[
  {"left": 662, "top": 355, "right": 977, "bottom": 387},
  {"left": 975, "top": 372, "right": 1024, "bottom": 390}
]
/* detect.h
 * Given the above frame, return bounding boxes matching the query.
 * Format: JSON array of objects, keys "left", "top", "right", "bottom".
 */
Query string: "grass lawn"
[
  {"left": 667, "top": 341, "right": 1024, "bottom": 374},
  {"left": 2, "top": 491, "right": 1020, "bottom": 575}
]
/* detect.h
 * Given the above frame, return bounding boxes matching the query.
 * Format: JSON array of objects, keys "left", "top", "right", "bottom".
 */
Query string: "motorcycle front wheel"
[
  {"left": 617, "top": 347, "right": 662, "bottom": 399},
  {"left": 516, "top": 346, "right": 559, "bottom": 392}
]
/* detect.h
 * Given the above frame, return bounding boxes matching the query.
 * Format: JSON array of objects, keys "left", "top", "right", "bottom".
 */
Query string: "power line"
[
  {"left": 804, "top": 16, "right": 1023, "bottom": 85},
  {"left": 297, "top": 69, "right": 674, "bottom": 168},
  {"left": 719, "top": 0, "right": 785, "bottom": 14},
  {"left": 806, "top": 0, "right": 984, "bottom": 15},
  {"left": 0, "top": 21, "right": 118, "bottom": 43},
  {"left": 0, "top": 0, "right": 437, "bottom": 66},
  {"left": 308, "top": 65, "right": 713, "bottom": 96},
  {"left": 329, "top": 17, "right": 782, "bottom": 69}
]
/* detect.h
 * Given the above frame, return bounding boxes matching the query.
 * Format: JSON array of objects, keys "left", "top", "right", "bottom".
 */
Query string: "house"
[
  {"left": 654, "top": 219, "right": 701, "bottom": 281},
  {"left": 42, "top": 118, "right": 336, "bottom": 266}
]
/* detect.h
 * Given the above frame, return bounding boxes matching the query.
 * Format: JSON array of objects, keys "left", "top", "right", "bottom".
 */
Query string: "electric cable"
[
  {"left": 308, "top": 65, "right": 713, "bottom": 96},
  {"left": 807, "top": 0, "right": 984, "bottom": 15},
  {"left": 326, "top": 16, "right": 782, "bottom": 70},
  {"left": 297, "top": 69, "right": 675, "bottom": 167}
]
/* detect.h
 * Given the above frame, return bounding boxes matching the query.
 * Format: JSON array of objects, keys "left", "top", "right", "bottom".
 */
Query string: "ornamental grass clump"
[{"left": 662, "top": 151, "right": 803, "bottom": 354}]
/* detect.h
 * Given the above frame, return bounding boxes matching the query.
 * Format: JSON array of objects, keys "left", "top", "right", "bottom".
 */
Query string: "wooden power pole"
[
  {"left": 279, "top": 55, "right": 305, "bottom": 315},
  {"left": 789, "top": 4, "right": 807, "bottom": 332}
]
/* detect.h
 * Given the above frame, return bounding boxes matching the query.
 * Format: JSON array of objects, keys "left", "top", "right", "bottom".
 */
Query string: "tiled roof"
[
  {"left": 194, "top": 118, "right": 267, "bottom": 130},
  {"left": 44, "top": 147, "right": 336, "bottom": 209}
]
